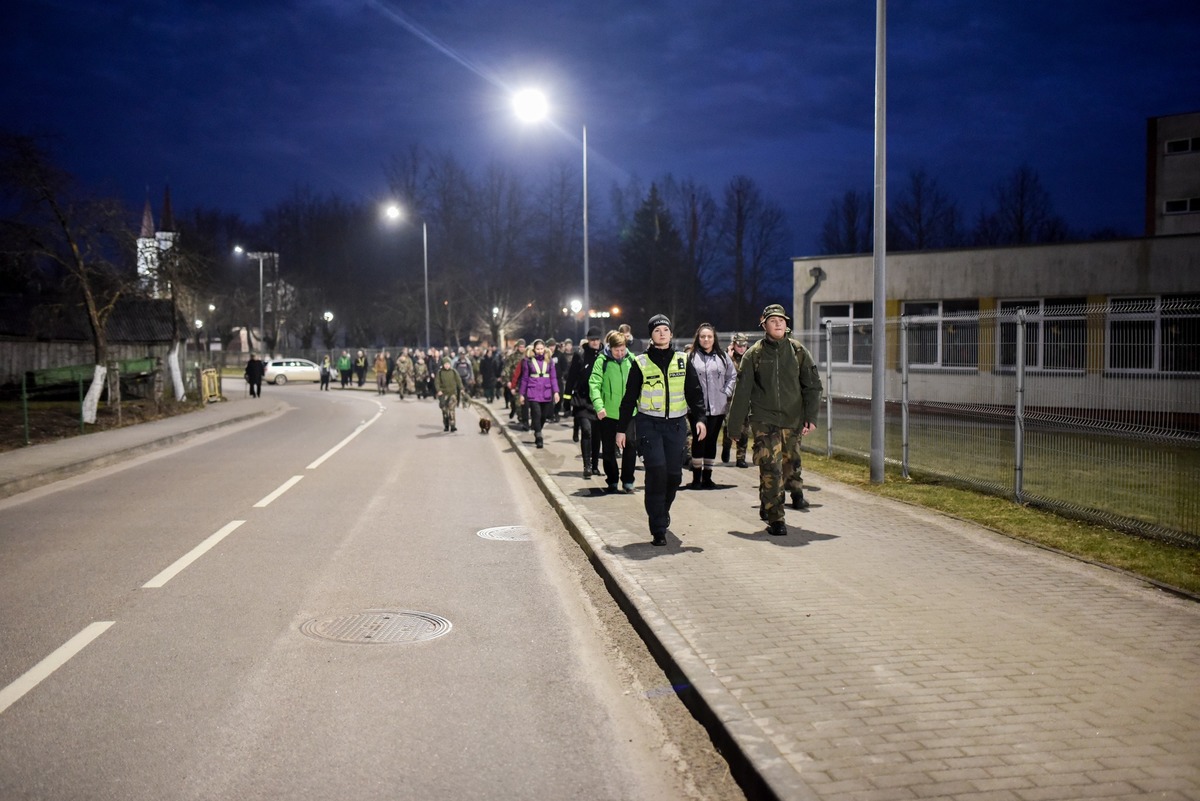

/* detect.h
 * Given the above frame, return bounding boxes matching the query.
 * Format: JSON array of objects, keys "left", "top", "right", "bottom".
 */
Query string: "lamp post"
[
  {"left": 383, "top": 204, "right": 431, "bottom": 350},
  {"left": 514, "top": 89, "right": 589, "bottom": 325},
  {"left": 233, "top": 246, "right": 277, "bottom": 353}
]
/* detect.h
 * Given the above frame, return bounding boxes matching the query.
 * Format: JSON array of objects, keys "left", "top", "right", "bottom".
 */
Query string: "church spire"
[{"left": 140, "top": 193, "right": 155, "bottom": 238}]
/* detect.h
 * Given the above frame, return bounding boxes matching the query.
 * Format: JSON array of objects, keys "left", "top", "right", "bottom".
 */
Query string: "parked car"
[{"left": 263, "top": 358, "right": 321, "bottom": 385}]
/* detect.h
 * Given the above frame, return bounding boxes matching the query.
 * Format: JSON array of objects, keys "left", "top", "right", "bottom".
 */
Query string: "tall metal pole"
[
  {"left": 582, "top": 124, "right": 590, "bottom": 325},
  {"left": 870, "top": 0, "right": 888, "bottom": 483},
  {"left": 257, "top": 254, "right": 264, "bottom": 353},
  {"left": 422, "top": 221, "right": 431, "bottom": 350}
]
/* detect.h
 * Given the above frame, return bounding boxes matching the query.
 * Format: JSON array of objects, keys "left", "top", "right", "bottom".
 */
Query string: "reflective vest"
[
  {"left": 636, "top": 351, "right": 688, "bottom": 417},
  {"left": 527, "top": 356, "right": 551, "bottom": 378}
]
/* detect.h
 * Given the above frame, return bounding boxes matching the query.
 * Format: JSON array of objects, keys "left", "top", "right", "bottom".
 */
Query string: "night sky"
[{"left": 4, "top": 0, "right": 1198, "bottom": 253}]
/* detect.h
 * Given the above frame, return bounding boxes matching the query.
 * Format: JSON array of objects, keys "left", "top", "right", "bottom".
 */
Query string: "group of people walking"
[
  {"left": 498, "top": 304, "right": 823, "bottom": 546},
  {"left": 282, "top": 303, "right": 821, "bottom": 546}
]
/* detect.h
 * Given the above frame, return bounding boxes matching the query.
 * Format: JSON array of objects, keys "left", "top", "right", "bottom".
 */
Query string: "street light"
[
  {"left": 514, "top": 88, "right": 589, "bottom": 327},
  {"left": 383, "top": 203, "right": 430, "bottom": 350},
  {"left": 233, "top": 246, "right": 277, "bottom": 353}
]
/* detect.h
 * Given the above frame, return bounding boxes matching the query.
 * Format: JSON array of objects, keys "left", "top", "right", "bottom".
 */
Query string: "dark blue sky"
[{"left": 4, "top": 0, "right": 1198, "bottom": 253}]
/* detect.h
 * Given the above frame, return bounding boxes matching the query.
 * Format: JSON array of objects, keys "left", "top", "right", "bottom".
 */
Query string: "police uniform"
[{"left": 617, "top": 314, "right": 707, "bottom": 546}]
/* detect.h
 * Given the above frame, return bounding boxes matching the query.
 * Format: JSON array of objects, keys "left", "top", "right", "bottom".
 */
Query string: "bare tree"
[
  {"left": 889, "top": 168, "right": 962, "bottom": 250},
  {"left": 819, "top": 189, "right": 873, "bottom": 255},
  {"left": 972, "top": 164, "right": 1070, "bottom": 245},
  {"left": 661, "top": 175, "right": 720, "bottom": 323},
  {"left": 721, "top": 176, "right": 791, "bottom": 329},
  {"left": 0, "top": 133, "right": 136, "bottom": 422}
]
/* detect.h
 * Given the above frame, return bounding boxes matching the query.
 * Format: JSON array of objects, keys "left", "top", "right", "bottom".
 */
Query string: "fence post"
[
  {"left": 823, "top": 319, "right": 834, "bottom": 458},
  {"left": 901, "top": 317, "right": 910, "bottom": 479},
  {"left": 78, "top": 376, "right": 84, "bottom": 434},
  {"left": 1014, "top": 308, "right": 1026, "bottom": 503},
  {"left": 21, "top": 373, "right": 30, "bottom": 446}
]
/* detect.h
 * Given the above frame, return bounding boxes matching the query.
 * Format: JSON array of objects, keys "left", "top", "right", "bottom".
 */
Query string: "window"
[
  {"left": 998, "top": 298, "right": 1086, "bottom": 371},
  {"left": 1164, "top": 197, "right": 1200, "bottom": 214},
  {"left": 900, "top": 299, "right": 979, "bottom": 368},
  {"left": 1165, "top": 137, "right": 1200, "bottom": 155},
  {"left": 818, "top": 302, "right": 872, "bottom": 366},
  {"left": 1109, "top": 295, "right": 1200, "bottom": 373}
]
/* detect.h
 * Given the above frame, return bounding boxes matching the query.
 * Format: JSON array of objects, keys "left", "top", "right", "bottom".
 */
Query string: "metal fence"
[{"left": 806, "top": 300, "right": 1200, "bottom": 548}]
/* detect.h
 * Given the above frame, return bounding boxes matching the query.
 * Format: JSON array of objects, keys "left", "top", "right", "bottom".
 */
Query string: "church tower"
[{"left": 134, "top": 186, "right": 179, "bottom": 299}]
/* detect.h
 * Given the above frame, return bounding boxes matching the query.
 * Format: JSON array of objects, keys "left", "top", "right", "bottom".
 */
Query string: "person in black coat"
[
  {"left": 564, "top": 328, "right": 603, "bottom": 478},
  {"left": 244, "top": 353, "right": 265, "bottom": 398}
]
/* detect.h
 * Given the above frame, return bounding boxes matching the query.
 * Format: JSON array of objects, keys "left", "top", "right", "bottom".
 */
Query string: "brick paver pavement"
[{"left": 485, "top": 400, "right": 1200, "bottom": 801}]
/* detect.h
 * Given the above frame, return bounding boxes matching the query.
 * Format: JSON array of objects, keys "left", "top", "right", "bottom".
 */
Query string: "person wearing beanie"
[
  {"left": 726, "top": 303, "right": 823, "bottom": 537},
  {"left": 616, "top": 314, "right": 708, "bottom": 546},
  {"left": 435, "top": 355, "right": 464, "bottom": 432},
  {"left": 723, "top": 332, "right": 752, "bottom": 467}
]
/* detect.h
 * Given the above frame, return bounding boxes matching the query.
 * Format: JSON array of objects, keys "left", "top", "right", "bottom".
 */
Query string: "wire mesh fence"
[{"left": 806, "top": 299, "right": 1200, "bottom": 548}]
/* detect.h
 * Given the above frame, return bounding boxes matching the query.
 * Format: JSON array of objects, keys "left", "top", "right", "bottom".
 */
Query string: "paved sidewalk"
[
  {"left": 0, "top": 394, "right": 286, "bottom": 499},
  {"left": 482, "top": 399, "right": 1200, "bottom": 801}
]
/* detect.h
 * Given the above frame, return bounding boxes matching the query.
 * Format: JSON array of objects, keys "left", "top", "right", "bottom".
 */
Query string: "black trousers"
[
  {"left": 529, "top": 400, "right": 554, "bottom": 440},
  {"left": 636, "top": 415, "right": 688, "bottom": 536},
  {"left": 598, "top": 416, "right": 636, "bottom": 485}
]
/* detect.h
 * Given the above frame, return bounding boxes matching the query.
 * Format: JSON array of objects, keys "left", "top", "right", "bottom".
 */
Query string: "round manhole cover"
[
  {"left": 477, "top": 525, "right": 533, "bottom": 541},
  {"left": 300, "top": 611, "right": 452, "bottom": 644}
]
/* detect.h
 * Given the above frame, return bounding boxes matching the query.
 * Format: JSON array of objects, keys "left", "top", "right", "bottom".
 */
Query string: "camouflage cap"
[
  {"left": 732, "top": 332, "right": 749, "bottom": 345},
  {"left": 759, "top": 303, "right": 791, "bottom": 324}
]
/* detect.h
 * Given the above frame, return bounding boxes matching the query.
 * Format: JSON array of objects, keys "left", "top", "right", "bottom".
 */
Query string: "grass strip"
[{"left": 804, "top": 453, "right": 1200, "bottom": 597}]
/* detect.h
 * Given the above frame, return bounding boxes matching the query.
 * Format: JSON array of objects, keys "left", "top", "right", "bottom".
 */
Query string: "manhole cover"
[
  {"left": 300, "top": 611, "right": 452, "bottom": 644},
  {"left": 477, "top": 525, "right": 533, "bottom": 541}
]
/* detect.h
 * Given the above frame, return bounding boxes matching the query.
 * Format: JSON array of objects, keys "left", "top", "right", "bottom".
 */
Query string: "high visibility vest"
[
  {"left": 636, "top": 351, "right": 688, "bottom": 417},
  {"left": 527, "top": 357, "right": 551, "bottom": 378}
]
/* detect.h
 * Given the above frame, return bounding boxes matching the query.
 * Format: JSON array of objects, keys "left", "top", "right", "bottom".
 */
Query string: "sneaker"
[
  {"left": 622, "top": 482, "right": 634, "bottom": 493},
  {"left": 790, "top": 491, "right": 810, "bottom": 510},
  {"left": 583, "top": 466, "right": 592, "bottom": 479},
  {"left": 768, "top": 520, "right": 787, "bottom": 537}
]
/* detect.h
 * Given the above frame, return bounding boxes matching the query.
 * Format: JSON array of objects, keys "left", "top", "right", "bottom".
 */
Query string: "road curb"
[
  {"left": 0, "top": 402, "right": 286, "bottom": 500},
  {"left": 473, "top": 400, "right": 818, "bottom": 801}
]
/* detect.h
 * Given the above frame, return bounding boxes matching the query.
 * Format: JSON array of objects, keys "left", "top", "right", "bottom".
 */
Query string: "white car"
[{"left": 263, "top": 358, "right": 321, "bottom": 385}]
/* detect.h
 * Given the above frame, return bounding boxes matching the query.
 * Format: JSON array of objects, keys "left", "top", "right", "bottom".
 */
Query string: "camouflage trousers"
[
  {"left": 397, "top": 373, "right": 415, "bottom": 396},
  {"left": 439, "top": 394, "right": 458, "bottom": 429},
  {"left": 751, "top": 423, "right": 805, "bottom": 523},
  {"left": 723, "top": 418, "right": 749, "bottom": 461}
]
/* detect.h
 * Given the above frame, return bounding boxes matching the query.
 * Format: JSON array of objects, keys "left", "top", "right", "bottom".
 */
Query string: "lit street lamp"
[
  {"left": 233, "top": 246, "right": 277, "bottom": 353},
  {"left": 383, "top": 203, "right": 431, "bottom": 350},
  {"left": 514, "top": 88, "right": 589, "bottom": 328}
]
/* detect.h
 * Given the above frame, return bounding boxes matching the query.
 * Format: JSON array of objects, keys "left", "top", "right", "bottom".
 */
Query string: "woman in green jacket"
[{"left": 590, "top": 330, "right": 637, "bottom": 493}]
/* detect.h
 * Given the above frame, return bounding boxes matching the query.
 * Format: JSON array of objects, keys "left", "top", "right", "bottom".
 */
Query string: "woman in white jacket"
[{"left": 688, "top": 323, "right": 738, "bottom": 489}]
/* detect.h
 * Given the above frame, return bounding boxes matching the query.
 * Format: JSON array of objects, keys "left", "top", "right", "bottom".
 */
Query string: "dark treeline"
[{"left": 3, "top": 131, "right": 1125, "bottom": 353}]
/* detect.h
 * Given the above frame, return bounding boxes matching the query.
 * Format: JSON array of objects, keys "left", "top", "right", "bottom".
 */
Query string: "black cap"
[
  {"left": 647, "top": 314, "right": 671, "bottom": 336},
  {"left": 585, "top": 327, "right": 602, "bottom": 339}
]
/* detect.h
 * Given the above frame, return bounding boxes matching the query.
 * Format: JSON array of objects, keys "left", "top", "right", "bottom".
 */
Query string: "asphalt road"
[{"left": 0, "top": 388, "right": 734, "bottom": 800}]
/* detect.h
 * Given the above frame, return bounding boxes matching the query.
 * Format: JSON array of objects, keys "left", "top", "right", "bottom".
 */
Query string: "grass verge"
[{"left": 804, "top": 453, "right": 1200, "bottom": 597}]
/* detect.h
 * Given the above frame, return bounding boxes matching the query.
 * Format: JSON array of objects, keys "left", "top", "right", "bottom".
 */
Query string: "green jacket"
[
  {"left": 726, "top": 335, "right": 822, "bottom": 432},
  {"left": 588, "top": 350, "right": 634, "bottom": 419},
  {"left": 434, "top": 366, "right": 464, "bottom": 396}
]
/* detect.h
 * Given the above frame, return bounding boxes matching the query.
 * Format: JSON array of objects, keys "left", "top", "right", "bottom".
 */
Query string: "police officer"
[
  {"left": 616, "top": 314, "right": 708, "bottom": 546},
  {"left": 726, "top": 304, "right": 823, "bottom": 536}
]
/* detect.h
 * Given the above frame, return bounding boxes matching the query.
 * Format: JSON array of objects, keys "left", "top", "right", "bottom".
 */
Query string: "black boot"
[
  {"left": 690, "top": 469, "right": 702, "bottom": 489},
  {"left": 701, "top": 469, "right": 716, "bottom": 489},
  {"left": 721, "top": 443, "right": 731, "bottom": 463},
  {"left": 790, "top": 490, "right": 810, "bottom": 510}
]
